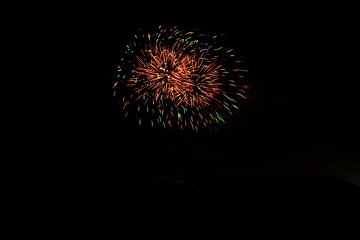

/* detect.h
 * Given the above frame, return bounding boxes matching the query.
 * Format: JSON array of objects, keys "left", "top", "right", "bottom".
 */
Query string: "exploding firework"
[{"left": 113, "top": 25, "right": 248, "bottom": 131}]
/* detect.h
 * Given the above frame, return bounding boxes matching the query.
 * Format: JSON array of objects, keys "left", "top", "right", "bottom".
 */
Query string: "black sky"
[{"left": 81, "top": 2, "right": 359, "bottom": 189}]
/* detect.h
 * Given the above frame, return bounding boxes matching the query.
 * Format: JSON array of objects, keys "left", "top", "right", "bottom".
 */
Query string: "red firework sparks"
[
  {"left": 114, "top": 25, "right": 249, "bottom": 131},
  {"left": 128, "top": 39, "right": 222, "bottom": 109}
]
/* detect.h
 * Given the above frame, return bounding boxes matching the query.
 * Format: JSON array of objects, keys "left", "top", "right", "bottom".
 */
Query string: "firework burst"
[{"left": 113, "top": 25, "right": 248, "bottom": 131}]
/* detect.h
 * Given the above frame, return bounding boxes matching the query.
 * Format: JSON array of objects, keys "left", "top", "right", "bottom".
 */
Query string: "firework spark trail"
[{"left": 113, "top": 25, "right": 248, "bottom": 131}]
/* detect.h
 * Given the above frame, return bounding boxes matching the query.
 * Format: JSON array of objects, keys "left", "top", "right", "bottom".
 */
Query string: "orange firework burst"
[
  {"left": 128, "top": 39, "right": 222, "bottom": 109},
  {"left": 114, "top": 25, "right": 248, "bottom": 131}
]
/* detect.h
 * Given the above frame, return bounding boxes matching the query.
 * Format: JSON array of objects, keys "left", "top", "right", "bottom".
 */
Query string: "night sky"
[{"left": 83, "top": 2, "right": 359, "bottom": 194}]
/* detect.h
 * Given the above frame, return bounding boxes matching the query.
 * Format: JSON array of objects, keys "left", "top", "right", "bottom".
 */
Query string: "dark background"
[{"left": 81, "top": 2, "right": 359, "bottom": 193}]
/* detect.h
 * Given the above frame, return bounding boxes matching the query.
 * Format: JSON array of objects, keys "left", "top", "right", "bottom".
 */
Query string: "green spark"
[
  {"left": 223, "top": 93, "right": 236, "bottom": 102},
  {"left": 219, "top": 116, "right": 225, "bottom": 123},
  {"left": 236, "top": 93, "right": 246, "bottom": 98}
]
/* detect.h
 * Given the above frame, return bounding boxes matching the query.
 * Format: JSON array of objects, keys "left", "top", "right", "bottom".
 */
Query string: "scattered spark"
[{"left": 113, "top": 25, "right": 249, "bottom": 130}]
